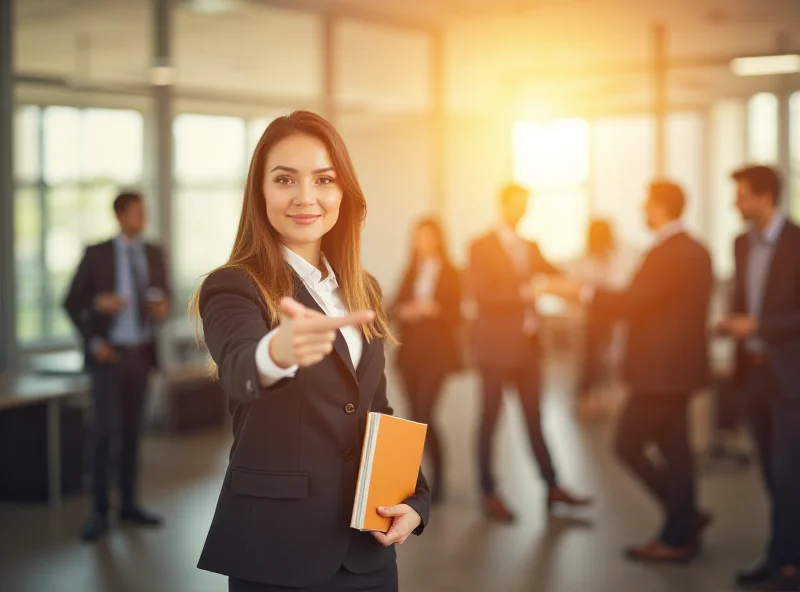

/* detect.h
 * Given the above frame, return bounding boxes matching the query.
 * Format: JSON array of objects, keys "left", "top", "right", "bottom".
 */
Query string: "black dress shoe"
[
  {"left": 736, "top": 561, "right": 776, "bottom": 588},
  {"left": 119, "top": 506, "right": 163, "bottom": 527},
  {"left": 80, "top": 513, "right": 109, "bottom": 542}
]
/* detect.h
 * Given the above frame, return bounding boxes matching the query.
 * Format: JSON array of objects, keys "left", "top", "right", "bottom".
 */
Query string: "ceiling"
[{"left": 13, "top": 0, "right": 800, "bottom": 115}]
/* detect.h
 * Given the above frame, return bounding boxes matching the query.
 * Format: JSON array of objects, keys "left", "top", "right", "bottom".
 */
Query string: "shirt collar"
[
  {"left": 281, "top": 245, "right": 338, "bottom": 287},
  {"left": 115, "top": 234, "right": 143, "bottom": 249},
  {"left": 751, "top": 212, "right": 786, "bottom": 245},
  {"left": 656, "top": 220, "right": 684, "bottom": 244},
  {"left": 496, "top": 225, "right": 518, "bottom": 245}
]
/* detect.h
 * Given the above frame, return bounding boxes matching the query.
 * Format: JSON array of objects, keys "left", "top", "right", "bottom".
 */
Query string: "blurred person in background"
[
  {"left": 468, "top": 182, "right": 592, "bottom": 523},
  {"left": 193, "top": 111, "right": 430, "bottom": 592},
  {"left": 719, "top": 165, "right": 800, "bottom": 592},
  {"left": 539, "top": 181, "right": 713, "bottom": 563},
  {"left": 63, "top": 191, "right": 171, "bottom": 542},
  {"left": 392, "top": 216, "right": 462, "bottom": 504},
  {"left": 566, "top": 218, "right": 620, "bottom": 419}
]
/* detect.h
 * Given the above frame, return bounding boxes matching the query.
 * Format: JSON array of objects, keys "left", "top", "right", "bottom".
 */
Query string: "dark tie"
[{"left": 127, "top": 245, "right": 148, "bottom": 330}]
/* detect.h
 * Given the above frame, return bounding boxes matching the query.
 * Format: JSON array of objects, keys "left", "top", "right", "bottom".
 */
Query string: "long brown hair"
[
  {"left": 189, "top": 110, "right": 395, "bottom": 360},
  {"left": 409, "top": 216, "right": 451, "bottom": 268}
]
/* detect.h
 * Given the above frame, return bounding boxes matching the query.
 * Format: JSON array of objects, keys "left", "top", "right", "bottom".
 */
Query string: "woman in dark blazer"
[
  {"left": 392, "top": 217, "right": 462, "bottom": 502},
  {"left": 192, "top": 111, "right": 430, "bottom": 592}
]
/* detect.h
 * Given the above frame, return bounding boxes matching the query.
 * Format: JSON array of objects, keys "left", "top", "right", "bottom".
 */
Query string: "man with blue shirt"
[
  {"left": 64, "top": 191, "right": 171, "bottom": 542},
  {"left": 721, "top": 165, "right": 800, "bottom": 592}
]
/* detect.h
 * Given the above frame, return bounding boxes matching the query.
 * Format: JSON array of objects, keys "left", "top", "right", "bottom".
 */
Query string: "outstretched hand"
[{"left": 269, "top": 297, "right": 374, "bottom": 368}]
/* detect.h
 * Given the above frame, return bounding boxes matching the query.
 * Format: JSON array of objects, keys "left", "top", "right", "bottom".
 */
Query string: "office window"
[
  {"left": 709, "top": 100, "right": 746, "bottom": 279},
  {"left": 173, "top": 114, "right": 247, "bottom": 307},
  {"left": 512, "top": 118, "right": 590, "bottom": 261},
  {"left": 592, "top": 115, "right": 655, "bottom": 249},
  {"left": 13, "top": 106, "right": 144, "bottom": 345},
  {"left": 747, "top": 93, "right": 778, "bottom": 164},
  {"left": 791, "top": 93, "right": 800, "bottom": 222}
]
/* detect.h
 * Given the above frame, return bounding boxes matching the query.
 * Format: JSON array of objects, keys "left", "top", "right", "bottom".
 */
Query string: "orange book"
[{"left": 350, "top": 412, "right": 427, "bottom": 532}]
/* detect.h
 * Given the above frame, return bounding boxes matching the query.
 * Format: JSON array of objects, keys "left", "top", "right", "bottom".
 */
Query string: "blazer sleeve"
[
  {"left": 370, "top": 366, "right": 431, "bottom": 535},
  {"left": 199, "top": 268, "right": 298, "bottom": 403},
  {"left": 591, "top": 248, "right": 674, "bottom": 321},
  {"left": 759, "top": 243, "right": 800, "bottom": 342},
  {"left": 531, "top": 242, "right": 561, "bottom": 276},
  {"left": 155, "top": 246, "right": 173, "bottom": 302},
  {"left": 63, "top": 247, "right": 95, "bottom": 343}
]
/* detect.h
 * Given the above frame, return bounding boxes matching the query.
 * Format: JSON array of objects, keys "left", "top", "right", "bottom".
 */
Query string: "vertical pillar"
[
  {"left": 321, "top": 15, "right": 336, "bottom": 123},
  {"left": 777, "top": 92, "right": 792, "bottom": 216},
  {"left": 153, "top": 0, "right": 173, "bottom": 275},
  {"left": 653, "top": 23, "right": 667, "bottom": 177},
  {"left": 430, "top": 26, "right": 446, "bottom": 215},
  {"left": 0, "top": 0, "right": 16, "bottom": 370}
]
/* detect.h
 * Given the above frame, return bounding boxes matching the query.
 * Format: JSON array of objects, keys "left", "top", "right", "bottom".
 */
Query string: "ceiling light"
[{"left": 730, "top": 54, "right": 800, "bottom": 76}]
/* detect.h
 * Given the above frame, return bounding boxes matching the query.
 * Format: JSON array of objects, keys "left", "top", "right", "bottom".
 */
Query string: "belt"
[{"left": 746, "top": 352, "right": 768, "bottom": 366}]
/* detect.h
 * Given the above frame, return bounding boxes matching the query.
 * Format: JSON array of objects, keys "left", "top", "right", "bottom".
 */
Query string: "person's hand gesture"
[{"left": 270, "top": 297, "right": 374, "bottom": 368}]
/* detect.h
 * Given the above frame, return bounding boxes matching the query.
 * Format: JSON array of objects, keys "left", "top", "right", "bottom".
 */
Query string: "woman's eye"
[
  {"left": 275, "top": 176, "right": 293, "bottom": 185},
  {"left": 317, "top": 176, "right": 335, "bottom": 185}
]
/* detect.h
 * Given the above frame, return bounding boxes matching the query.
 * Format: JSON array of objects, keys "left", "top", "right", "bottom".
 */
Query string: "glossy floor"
[{"left": 0, "top": 363, "right": 767, "bottom": 592}]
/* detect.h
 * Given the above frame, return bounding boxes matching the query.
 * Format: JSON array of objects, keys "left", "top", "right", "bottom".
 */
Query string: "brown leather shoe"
[
  {"left": 625, "top": 541, "right": 695, "bottom": 564},
  {"left": 759, "top": 566, "right": 800, "bottom": 592},
  {"left": 546, "top": 487, "right": 593, "bottom": 514},
  {"left": 483, "top": 493, "right": 515, "bottom": 523}
]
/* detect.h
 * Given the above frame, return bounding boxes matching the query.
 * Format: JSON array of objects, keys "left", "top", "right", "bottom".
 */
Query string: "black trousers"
[
  {"left": 578, "top": 319, "right": 613, "bottom": 395},
  {"left": 615, "top": 392, "right": 696, "bottom": 547},
  {"left": 745, "top": 363, "right": 800, "bottom": 568},
  {"left": 399, "top": 365, "right": 445, "bottom": 496},
  {"left": 90, "top": 348, "right": 151, "bottom": 514},
  {"left": 229, "top": 563, "right": 398, "bottom": 592},
  {"left": 477, "top": 342, "right": 557, "bottom": 494}
]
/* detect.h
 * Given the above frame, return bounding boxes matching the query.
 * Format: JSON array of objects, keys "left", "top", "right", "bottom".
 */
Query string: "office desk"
[{"left": 0, "top": 373, "right": 90, "bottom": 506}]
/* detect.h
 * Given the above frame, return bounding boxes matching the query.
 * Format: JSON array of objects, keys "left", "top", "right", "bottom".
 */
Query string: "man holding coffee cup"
[{"left": 64, "top": 191, "right": 171, "bottom": 542}]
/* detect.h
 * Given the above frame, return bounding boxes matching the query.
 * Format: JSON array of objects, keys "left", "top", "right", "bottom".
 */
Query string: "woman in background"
[
  {"left": 194, "top": 111, "right": 430, "bottom": 592},
  {"left": 393, "top": 217, "right": 462, "bottom": 503},
  {"left": 569, "top": 218, "right": 631, "bottom": 419}
]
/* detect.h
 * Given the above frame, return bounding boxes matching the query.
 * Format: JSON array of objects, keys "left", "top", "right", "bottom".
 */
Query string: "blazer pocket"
[{"left": 230, "top": 469, "right": 309, "bottom": 499}]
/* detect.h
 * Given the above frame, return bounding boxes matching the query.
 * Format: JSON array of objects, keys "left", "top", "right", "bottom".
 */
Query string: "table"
[{"left": 0, "top": 373, "right": 90, "bottom": 506}]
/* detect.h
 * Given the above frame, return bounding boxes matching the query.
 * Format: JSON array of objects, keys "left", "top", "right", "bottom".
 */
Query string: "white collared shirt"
[
  {"left": 496, "top": 225, "right": 538, "bottom": 335},
  {"left": 413, "top": 257, "right": 442, "bottom": 300},
  {"left": 255, "top": 246, "right": 363, "bottom": 386},
  {"left": 655, "top": 219, "right": 685, "bottom": 245}
]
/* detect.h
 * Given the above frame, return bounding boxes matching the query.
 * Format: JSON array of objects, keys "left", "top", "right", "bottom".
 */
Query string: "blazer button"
[
  {"left": 343, "top": 449, "right": 355, "bottom": 461},
  {"left": 245, "top": 379, "right": 254, "bottom": 393},
  {"left": 344, "top": 403, "right": 356, "bottom": 414}
]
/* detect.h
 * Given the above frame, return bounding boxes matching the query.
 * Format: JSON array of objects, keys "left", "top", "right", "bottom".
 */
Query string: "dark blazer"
[
  {"left": 468, "top": 232, "right": 559, "bottom": 371},
  {"left": 392, "top": 260, "right": 462, "bottom": 377},
  {"left": 63, "top": 239, "right": 170, "bottom": 370},
  {"left": 196, "top": 268, "right": 430, "bottom": 588},
  {"left": 591, "top": 231, "right": 713, "bottom": 395},
  {"left": 732, "top": 220, "right": 800, "bottom": 397}
]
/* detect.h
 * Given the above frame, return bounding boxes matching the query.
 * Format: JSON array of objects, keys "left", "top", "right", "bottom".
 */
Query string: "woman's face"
[
  {"left": 263, "top": 133, "right": 343, "bottom": 251},
  {"left": 415, "top": 224, "right": 439, "bottom": 259}
]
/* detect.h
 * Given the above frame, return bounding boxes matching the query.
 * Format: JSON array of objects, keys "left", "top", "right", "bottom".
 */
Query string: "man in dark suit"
[
  {"left": 468, "top": 183, "right": 591, "bottom": 522},
  {"left": 541, "top": 181, "right": 714, "bottom": 562},
  {"left": 720, "top": 165, "right": 800, "bottom": 592},
  {"left": 64, "top": 191, "right": 171, "bottom": 542}
]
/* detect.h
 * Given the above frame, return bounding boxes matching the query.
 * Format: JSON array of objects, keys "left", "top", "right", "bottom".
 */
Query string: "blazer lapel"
[
  {"left": 293, "top": 278, "right": 359, "bottom": 384},
  {"left": 488, "top": 233, "right": 518, "bottom": 279},
  {"left": 762, "top": 226, "right": 791, "bottom": 309}
]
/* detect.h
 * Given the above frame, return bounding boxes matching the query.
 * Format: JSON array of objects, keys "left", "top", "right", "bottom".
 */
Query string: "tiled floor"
[{"left": 0, "top": 361, "right": 769, "bottom": 592}]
